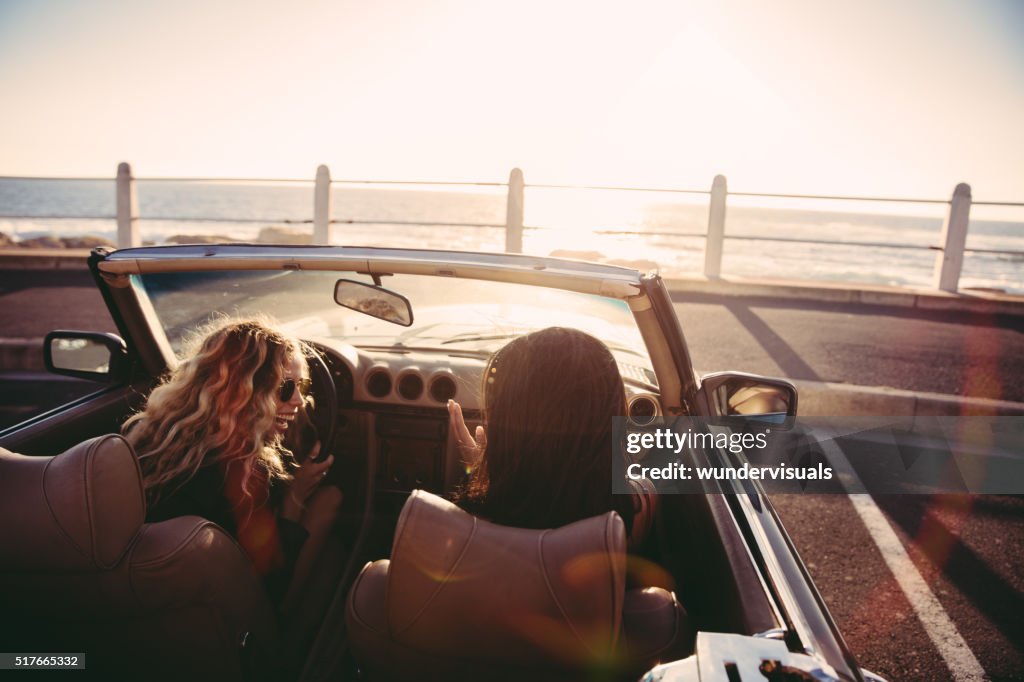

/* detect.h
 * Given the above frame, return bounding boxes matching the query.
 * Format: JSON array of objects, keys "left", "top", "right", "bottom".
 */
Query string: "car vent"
[
  {"left": 628, "top": 395, "right": 659, "bottom": 426},
  {"left": 620, "top": 363, "right": 657, "bottom": 387},
  {"left": 429, "top": 375, "right": 457, "bottom": 403},
  {"left": 397, "top": 372, "right": 424, "bottom": 400},
  {"left": 366, "top": 369, "right": 392, "bottom": 398}
]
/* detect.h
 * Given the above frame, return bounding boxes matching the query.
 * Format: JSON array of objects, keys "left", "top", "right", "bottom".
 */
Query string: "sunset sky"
[{"left": 1, "top": 0, "right": 1022, "bottom": 200}]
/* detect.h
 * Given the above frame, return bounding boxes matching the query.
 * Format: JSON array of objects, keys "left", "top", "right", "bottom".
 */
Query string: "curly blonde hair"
[{"left": 124, "top": 318, "right": 308, "bottom": 506}]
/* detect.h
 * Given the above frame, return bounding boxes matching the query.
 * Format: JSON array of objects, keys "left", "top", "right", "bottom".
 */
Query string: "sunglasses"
[{"left": 279, "top": 377, "right": 312, "bottom": 402}]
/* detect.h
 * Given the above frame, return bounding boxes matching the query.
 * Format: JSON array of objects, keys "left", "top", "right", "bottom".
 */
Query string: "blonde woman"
[{"left": 124, "top": 319, "right": 342, "bottom": 607}]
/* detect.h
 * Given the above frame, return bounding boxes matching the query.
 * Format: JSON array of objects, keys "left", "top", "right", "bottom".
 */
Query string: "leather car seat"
[
  {"left": 345, "top": 489, "right": 690, "bottom": 680},
  {"left": 0, "top": 435, "right": 279, "bottom": 681}
]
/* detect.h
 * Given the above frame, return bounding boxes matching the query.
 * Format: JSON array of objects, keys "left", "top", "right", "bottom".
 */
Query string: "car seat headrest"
[
  {"left": 0, "top": 435, "right": 145, "bottom": 571},
  {"left": 384, "top": 489, "right": 627, "bottom": 667}
]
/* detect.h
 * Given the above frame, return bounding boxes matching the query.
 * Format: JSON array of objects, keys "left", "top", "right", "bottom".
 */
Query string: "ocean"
[{"left": 1, "top": 178, "right": 1022, "bottom": 294}]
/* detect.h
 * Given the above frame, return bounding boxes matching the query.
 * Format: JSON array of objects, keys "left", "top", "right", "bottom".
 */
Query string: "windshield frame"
[{"left": 95, "top": 243, "right": 690, "bottom": 410}]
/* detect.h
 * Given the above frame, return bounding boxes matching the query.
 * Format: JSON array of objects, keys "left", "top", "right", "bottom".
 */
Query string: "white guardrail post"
[
  {"left": 505, "top": 167, "right": 524, "bottom": 253},
  {"left": 313, "top": 164, "right": 332, "bottom": 245},
  {"left": 933, "top": 182, "right": 971, "bottom": 292},
  {"left": 115, "top": 162, "right": 140, "bottom": 248},
  {"left": 704, "top": 174, "right": 727, "bottom": 277}
]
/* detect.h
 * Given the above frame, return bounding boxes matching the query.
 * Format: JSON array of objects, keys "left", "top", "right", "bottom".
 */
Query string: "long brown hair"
[
  {"left": 124, "top": 318, "right": 306, "bottom": 506},
  {"left": 458, "top": 327, "right": 634, "bottom": 531}
]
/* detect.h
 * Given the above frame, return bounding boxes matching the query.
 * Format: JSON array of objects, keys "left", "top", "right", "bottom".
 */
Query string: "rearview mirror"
[
  {"left": 700, "top": 371, "right": 797, "bottom": 427},
  {"left": 44, "top": 331, "right": 128, "bottom": 382},
  {"left": 334, "top": 279, "right": 414, "bottom": 327}
]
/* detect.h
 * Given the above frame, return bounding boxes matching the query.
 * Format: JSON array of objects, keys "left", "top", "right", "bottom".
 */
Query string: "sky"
[{"left": 1, "top": 0, "right": 1023, "bottom": 201}]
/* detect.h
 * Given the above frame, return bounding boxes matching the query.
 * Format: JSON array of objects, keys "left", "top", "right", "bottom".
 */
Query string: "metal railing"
[{"left": 4, "top": 162, "right": 1023, "bottom": 293}]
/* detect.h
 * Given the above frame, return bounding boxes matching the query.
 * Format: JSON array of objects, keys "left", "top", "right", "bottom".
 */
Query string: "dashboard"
[{"left": 312, "top": 340, "right": 662, "bottom": 497}]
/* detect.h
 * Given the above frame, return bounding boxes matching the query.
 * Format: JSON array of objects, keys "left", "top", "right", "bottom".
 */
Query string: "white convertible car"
[{"left": 0, "top": 244, "right": 884, "bottom": 681}]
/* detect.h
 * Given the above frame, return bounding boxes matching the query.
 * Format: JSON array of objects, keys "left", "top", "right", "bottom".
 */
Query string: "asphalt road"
[
  {"left": 2, "top": 268, "right": 1022, "bottom": 680},
  {"left": 772, "top": 492, "right": 1024, "bottom": 681},
  {"left": 0, "top": 268, "right": 117, "bottom": 338},
  {"left": 672, "top": 291, "right": 1024, "bottom": 403}
]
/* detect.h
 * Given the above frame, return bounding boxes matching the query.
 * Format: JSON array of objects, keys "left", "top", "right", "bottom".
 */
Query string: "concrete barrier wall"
[{"left": 0, "top": 249, "right": 92, "bottom": 270}]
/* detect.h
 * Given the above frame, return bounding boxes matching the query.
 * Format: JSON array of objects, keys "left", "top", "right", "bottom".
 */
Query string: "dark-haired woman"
[{"left": 447, "top": 326, "right": 653, "bottom": 544}]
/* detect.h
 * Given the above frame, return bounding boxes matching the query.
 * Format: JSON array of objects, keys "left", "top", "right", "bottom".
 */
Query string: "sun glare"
[{"left": 0, "top": 0, "right": 1021, "bottom": 200}]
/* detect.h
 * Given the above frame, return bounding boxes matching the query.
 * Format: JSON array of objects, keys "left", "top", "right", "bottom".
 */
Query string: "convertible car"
[{"left": 0, "top": 244, "right": 883, "bottom": 681}]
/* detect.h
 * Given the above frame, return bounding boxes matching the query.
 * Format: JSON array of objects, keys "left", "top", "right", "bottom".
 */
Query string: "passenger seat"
[
  {"left": 345, "top": 489, "right": 692, "bottom": 680},
  {"left": 0, "top": 434, "right": 280, "bottom": 681}
]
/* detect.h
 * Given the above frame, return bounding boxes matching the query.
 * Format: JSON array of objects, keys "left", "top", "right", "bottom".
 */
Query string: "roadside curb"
[
  {"left": 792, "top": 378, "right": 1024, "bottom": 417},
  {"left": 665, "top": 275, "right": 1024, "bottom": 318}
]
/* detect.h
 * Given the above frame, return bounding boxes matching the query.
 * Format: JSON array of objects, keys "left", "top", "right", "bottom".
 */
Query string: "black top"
[
  {"left": 147, "top": 465, "right": 235, "bottom": 529},
  {"left": 146, "top": 465, "right": 309, "bottom": 606}
]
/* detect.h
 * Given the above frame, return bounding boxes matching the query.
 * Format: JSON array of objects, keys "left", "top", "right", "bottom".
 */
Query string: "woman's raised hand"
[
  {"left": 447, "top": 399, "right": 486, "bottom": 472},
  {"left": 282, "top": 442, "right": 334, "bottom": 521}
]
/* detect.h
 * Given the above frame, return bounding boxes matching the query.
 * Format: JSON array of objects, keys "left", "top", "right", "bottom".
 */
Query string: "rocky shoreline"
[
  {"left": 0, "top": 226, "right": 315, "bottom": 250},
  {"left": 0, "top": 233, "right": 115, "bottom": 249}
]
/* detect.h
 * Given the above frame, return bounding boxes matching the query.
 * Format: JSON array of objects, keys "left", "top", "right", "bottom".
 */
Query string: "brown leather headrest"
[
  {"left": 0, "top": 435, "right": 145, "bottom": 571},
  {"left": 385, "top": 490, "right": 627, "bottom": 668}
]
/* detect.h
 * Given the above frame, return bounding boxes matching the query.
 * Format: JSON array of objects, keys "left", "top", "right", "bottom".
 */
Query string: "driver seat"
[
  {"left": 346, "top": 490, "right": 689, "bottom": 680},
  {"left": 0, "top": 434, "right": 279, "bottom": 681}
]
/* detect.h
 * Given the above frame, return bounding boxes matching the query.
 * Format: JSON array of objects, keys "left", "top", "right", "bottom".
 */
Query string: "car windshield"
[{"left": 135, "top": 269, "right": 652, "bottom": 370}]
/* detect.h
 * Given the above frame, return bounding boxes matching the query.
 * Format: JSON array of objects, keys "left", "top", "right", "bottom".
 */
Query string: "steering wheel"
[{"left": 303, "top": 348, "right": 338, "bottom": 462}]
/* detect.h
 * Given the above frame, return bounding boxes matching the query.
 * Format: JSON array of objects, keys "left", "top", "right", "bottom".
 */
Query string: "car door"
[{"left": 0, "top": 250, "right": 164, "bottom": 455}]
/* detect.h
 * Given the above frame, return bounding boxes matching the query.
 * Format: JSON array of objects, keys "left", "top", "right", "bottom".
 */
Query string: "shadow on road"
[
  {"left": 873, "top": 494, "right": 1024, "bottom": 659},
  {"left": 720, "top": 301, "right": 823, "bottom": 380}
]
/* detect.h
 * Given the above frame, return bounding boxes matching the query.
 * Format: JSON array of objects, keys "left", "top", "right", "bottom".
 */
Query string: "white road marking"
[{"left": 817, "top": 436, "right": 987, "bottom": 682}]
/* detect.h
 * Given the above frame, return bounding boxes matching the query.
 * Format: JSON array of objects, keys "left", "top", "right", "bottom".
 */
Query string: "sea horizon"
[{"left": 1, "top": 178, "right": 1021, "bottom": 294}]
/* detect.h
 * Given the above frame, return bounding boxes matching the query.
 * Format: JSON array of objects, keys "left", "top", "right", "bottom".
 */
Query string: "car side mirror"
[
  {"left": 44, "top": 331, "right": 129, "bottom": 382},
  {"left": 700, "top": 371, "right": 797, "bottom": 427},
  {"left": 334, "top": 279, "right": 414, "bottom": 327}
]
